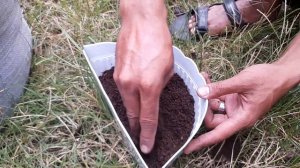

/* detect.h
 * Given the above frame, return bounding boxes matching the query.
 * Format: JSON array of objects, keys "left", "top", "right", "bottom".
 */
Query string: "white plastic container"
[{"left": 83, "top": 42, "right": 208, "bottom": 168}]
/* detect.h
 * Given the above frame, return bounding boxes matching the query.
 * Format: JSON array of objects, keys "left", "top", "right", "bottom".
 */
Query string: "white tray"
[{"left": 83, "top": 42, "right": 208, "bottom": 168}]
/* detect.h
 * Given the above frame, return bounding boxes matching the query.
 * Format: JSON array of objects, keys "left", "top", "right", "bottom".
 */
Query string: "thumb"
[{"left": 197, "top": 74, "right": 246, "bottom": 99}]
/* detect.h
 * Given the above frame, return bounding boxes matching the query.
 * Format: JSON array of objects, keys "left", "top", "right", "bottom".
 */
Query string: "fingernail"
[
  {"left": 141, "top": 145, "right": 150, "bottom": 154},
  {"left": 197, "top": 86, "right": 209, "bottom": 98}
]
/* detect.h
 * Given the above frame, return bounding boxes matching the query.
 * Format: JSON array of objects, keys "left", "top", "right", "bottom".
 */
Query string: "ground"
[{"left": 0, "top": 0, "right": 299, "bottom": 167}]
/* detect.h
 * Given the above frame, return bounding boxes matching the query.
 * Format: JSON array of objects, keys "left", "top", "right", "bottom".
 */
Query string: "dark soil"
[{"left": 99, "top": 68, "right": 194, "bottom": 168}]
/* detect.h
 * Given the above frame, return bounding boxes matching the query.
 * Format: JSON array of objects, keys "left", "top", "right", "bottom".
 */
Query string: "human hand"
[
  {"left": 114, "top": 7, "right": 174, "bottom": 154},
  {"left": 184, "top": 63, "right": 297, "bottom": 154}
]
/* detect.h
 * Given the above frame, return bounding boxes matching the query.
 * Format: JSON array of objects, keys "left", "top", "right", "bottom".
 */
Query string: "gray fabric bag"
[{"left": 0, "top": 0, "right": 32, "bottom": 122}]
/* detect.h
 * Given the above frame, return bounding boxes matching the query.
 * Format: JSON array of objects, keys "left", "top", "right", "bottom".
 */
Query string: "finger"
[
  {"left": 205, "top": 113, "right": 228, "bottom": 129},
  {"left": 191, "top": 27, "right": 196, "bottom": 34},
  {"left": 120, "top": 89, "right": 141, "bottom": 142},
  {"left": 139, "top": 88, "right": 160, "bottom": 154},
  {"left": 113, "top": 71, "right": 141, "bottom": 143},
  {"left": 197, "top": 73, "right": 247, "bottom": 99},
  {"left": 204, "top": 106, "right": 214, "bottom": 128},
  {"left": 188, "top": 22, "right": 195, "bottom": 29},
  {"left": 204, "top": 108, "right": 227, "bottom": 129},
  {"left": 191, "top": 15, "right": 196, "bottom": 22},
  {"left": 188, "top": 16, "right": 195, "bottom": 25},
  {"left": 184, "top": 118, "right": 243, "bottom": 154},
  {"left": 219, "top": 96, "right": 226, "bottom": 101},
  {"left": 201, "top": 72, "right": 212, "bottom": 84},
  {"left": 205, "top": 99, "right": 228, "bottom": 129},
  {"left": 209, "top": 99, "right": 222, "bottom": 111}
]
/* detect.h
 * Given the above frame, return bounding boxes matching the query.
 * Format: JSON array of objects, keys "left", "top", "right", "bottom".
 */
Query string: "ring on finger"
[{"left": 218, "top": 101, "right": 226, "bottom": 112}]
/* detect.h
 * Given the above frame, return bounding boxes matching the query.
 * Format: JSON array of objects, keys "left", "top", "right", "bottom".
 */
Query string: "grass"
[{"left": 0, "top": 0, "right": 298, "bottom": 167}]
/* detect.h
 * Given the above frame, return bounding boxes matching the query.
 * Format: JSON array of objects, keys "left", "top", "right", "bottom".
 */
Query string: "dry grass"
[{"left": 0, "top": 0, "right": 298, "bottom": 167}]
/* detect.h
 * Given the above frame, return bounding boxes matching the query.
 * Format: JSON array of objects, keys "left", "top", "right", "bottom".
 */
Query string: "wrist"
[
  {"left": 273, "top": 63, "right": 300, "bottom": 90},
  {"left": 273, "top": 33, "right": 300, "bottom": 85},
  {"left": 274, "top": 56, "right": 300, "bottom": 87},
  {"left": 120, "top": 1, "right": 167, "bottom": 24}
]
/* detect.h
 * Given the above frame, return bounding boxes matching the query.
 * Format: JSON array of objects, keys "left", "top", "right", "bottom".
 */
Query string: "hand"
[
  {"left": 184, "top": 63, "right": 297, "bottom": 154},
  {"left": 114, "top": 12, "right": 174, "bottom": 154}
]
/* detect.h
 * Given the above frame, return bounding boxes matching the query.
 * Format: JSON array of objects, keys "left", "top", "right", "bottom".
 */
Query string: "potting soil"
[{"left": 99, "top": 68, "right": 194, "bottom": 168}]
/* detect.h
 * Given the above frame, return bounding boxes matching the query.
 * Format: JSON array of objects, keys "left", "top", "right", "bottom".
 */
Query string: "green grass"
[{"left": 0, "top": 0, "right": 298, "bottom": 167}]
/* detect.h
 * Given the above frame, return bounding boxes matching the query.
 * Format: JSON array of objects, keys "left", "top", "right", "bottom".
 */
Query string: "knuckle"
[
  {"left": 117, "top": 72, "right": 135, "bottom": 88},
  {"left": 140, "top": 79, "right": 159, "bottom": 93},
  {"left": 205, "top": 122, "right": 215, "bottom": 129},
  {"left": 127, "top": 112, "right": 139, "bottom": 120},
  {"left": 140, "top": 118, "right": 158, "bottom": 129},
  {"left": 113, "top": 72, "right": 119, "bottom": 83},
  {"left": 193, "top": 136, "right": 203, "bottom": 145},
  {"left": 214, "top": 134, "right": 225, "bottom": 144},
  {"left": 211, "top": 83, "right": 223, "bottom": 95}
]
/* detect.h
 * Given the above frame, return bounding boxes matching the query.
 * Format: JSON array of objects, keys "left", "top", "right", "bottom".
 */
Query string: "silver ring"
[{"left": 218, "top": 102, "right": 226, "bottom": 112}]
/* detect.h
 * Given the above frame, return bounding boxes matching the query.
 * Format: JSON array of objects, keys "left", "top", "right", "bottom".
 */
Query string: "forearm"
[
  {"left": 120, "top": 0, "right": 167, "bottom": 24},
  {"left": 274, "top": 33, "right": 300, "bottom": 88}
]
